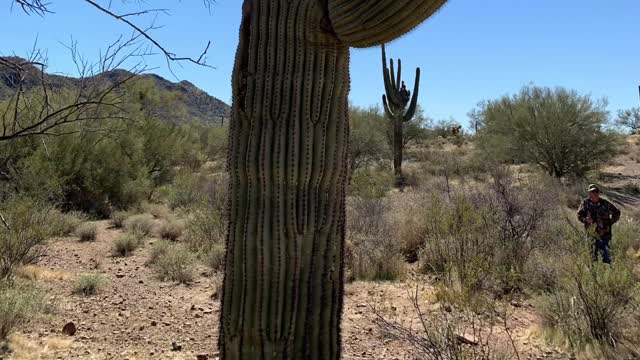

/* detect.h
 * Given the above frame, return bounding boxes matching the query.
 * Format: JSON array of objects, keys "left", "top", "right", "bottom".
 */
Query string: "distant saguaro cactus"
[
  {"left": 381, "top": 44, "right": 421, "bottom": 187},
  {"left": 220, "top": 1, "right": 447, "bottom": 358}
]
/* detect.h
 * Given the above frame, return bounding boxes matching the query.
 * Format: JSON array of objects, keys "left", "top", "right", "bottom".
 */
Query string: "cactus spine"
[
  {"left": 221, "top": 1, "right": 447, "bottom": 358},
  {"left": 381, "top": 44, "right": 421, "bottom": 187}
]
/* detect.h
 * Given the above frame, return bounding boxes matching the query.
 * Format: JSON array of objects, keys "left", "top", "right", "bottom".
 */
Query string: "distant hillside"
[{"left": 0, "top": 57, "right": 230, "bottom": 124}]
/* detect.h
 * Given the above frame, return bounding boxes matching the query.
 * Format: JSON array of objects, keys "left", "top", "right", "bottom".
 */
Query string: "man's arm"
[
  {"left": 608, "top": 201, "right": 621, "bottom": 224},
  {"left": 577, "top": 200, "right": 589, "bottom": 224}
]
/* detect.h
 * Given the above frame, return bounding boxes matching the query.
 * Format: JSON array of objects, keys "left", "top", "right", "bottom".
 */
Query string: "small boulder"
[
  {"left": 171, "top": 341, "right": 182, "bottom": 352},
  {"left": 62, "top": 322, "right": 77, "bottom": 336}
]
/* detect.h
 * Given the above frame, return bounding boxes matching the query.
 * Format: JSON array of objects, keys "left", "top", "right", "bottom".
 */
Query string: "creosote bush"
[
  {"left": 112, "top": 232, "right": 144, "bottom": 257},
  {"left": 76, "top": 223, "right": 97, "bottom": 242},
  {"left": 0, "top": 197, "right": 51, "bottom": 279},
  {"left": 72, "top": 273, "right": 106, "bottom": 296}
]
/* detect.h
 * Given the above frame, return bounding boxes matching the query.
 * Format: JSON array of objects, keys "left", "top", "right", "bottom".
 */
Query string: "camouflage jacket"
[{"left": 577, "top": 198, "right": 621, "bottom": 237}]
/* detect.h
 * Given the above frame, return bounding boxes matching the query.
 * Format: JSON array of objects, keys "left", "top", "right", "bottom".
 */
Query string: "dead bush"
[
  {"left": 373, "top": 286, "right": 509, "bottom": 359},
  {"left": 347, "top": 197, "right": 405, "bottom": 281}
]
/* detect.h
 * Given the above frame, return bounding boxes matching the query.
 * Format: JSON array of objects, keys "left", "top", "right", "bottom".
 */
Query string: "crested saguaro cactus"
[
  {"left": 221, "top": 1, "right": 447, "bottom": 358},
  {"left": 381, "top": 44, "right": 421, "bottom": 187}
]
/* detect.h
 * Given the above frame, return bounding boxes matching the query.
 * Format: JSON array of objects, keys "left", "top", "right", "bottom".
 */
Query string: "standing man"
[{"left": 577, "top": 184, "right": 621, "bottom": 263}]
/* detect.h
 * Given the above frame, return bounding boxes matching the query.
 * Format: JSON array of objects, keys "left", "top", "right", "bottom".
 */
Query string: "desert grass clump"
[
  {"left": 0, "top": 282, "right": 43, "bottom": 341},
  {"left": 72, "top": 273, "right": 106, "bottom": 296},
  {"left": 152, "top": 242, "right": 195, "bottom": 284},
  {"left": 76, "top": 223, "right": 97, "bottom": 242},
  {"left": 112, "top": 232, "right": 144, "bottom": 257},
  {"left": 159, "top": 220, "right": 183, "bottom": 241},
  {"left": 110, "top": 210, "right": 131, "bottom": 229},
  {"left": 48, "top": 209, "right": 87, "bottom": 237},
  {"left": 123, "top": 214, "right": 154, "bottom": 237}
]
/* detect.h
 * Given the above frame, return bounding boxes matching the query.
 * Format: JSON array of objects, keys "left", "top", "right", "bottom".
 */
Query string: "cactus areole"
[
  {"left": 220, "top": 1, "right": 447, "bottom": 358},
  {"left": 381, "top": 44, "right": 421, "bottom": 188}
]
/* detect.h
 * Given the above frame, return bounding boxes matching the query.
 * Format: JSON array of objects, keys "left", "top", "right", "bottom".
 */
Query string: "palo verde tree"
[
  {"left": 474, "top": 85, "right": 619, "bottom": 178},
  {"left": 220, "top": 0, "right": 448, "bottom": 358},
  {"left": 381, "top": 44, "right": 421, "bottom": 187}
]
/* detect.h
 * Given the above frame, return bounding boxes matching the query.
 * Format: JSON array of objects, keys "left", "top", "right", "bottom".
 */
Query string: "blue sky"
[{"left": 1, "top": 0, "right": 639, "bottom": 125}]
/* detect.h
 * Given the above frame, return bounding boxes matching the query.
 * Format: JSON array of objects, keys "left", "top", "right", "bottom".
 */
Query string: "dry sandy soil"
[{"left": 4, "top": 219, "right": 570, "bottom": 360}]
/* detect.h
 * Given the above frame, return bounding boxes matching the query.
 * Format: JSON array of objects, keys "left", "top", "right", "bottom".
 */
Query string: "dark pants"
[{"left": 592, "top": 233, "right": 612, "bottom": 264}]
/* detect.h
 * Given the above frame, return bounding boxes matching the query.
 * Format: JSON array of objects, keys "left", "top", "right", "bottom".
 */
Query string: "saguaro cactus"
[
  {"left": 221, "top": 1, "right": 447, "bottom": 358},
  {"left": 381, "top": 44, "right": 421, "bottom": 187}
]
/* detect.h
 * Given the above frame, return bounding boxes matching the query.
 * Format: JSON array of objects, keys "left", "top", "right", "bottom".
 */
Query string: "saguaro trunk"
[
  {"left": 393, "top": 118, "right": 404, "bottom": 183},
  {"left": 220, "top": 1, "right": 448, "bottom": 359},
  {"left": 381, "top": 44, "right": 421, "bottom": 188}
]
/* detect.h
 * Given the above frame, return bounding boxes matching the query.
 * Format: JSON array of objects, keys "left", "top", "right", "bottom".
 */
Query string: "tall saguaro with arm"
[
  {"left": 220, "top": 1, "right": 447, "bottom": 358},
  {"left": 381, "top": 44, "right": 421, "bottom": 187}
]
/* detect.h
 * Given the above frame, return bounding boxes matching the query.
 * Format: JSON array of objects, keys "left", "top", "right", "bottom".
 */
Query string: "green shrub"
[
  {"left": 48, "top": 209, "right": 87, "bottom": 237},
  {"left": 0, "top": 197, "right": 51, "bottom": 279},
  {"left": 110, "top": 210, "right": 131, "bottom": 229},
  {"left": 0, "top": 282, "right": 43, "bottom": 341},
  {"left": 72, "top": 273, "right": 106, "bottom": 296},
  {"left": 76, "top": 223, "right": 98, "bottom": 242},
  {"left": 112, "top": 232, "right": 144, "bottom": 257},
  {"left": 123, "top": 214, "right": 154, "bottom": 237},
  {"left": 349, "top": 167, "right": 394, "bottom": 199},
  {"left": 159, "top": 220, "right": 183, "bottom": 241},
  {"left": 184, "top": 205, "right": 225, "bottom": 253},
  {"left": 152, "top": 242, "right": 195, "bottom": 284},
  {"left": 474, "top": 85, "right": 620, "bottom": 178},
  {"left": 167, "top": 172, "right": 209, "bottom": 210}
]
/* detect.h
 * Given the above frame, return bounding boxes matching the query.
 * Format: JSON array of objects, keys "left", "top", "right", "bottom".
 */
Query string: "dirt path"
[{"left": 8, "top": 220, "right": 563, "bottom": 360}]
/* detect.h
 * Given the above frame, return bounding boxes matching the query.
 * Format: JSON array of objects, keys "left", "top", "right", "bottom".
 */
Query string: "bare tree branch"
[
  {"left": 0, "top": 33, "right": 148, "bottom": 142},
  {"left": 11, "top": 0, "right": 215, "bottom": 70}
]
